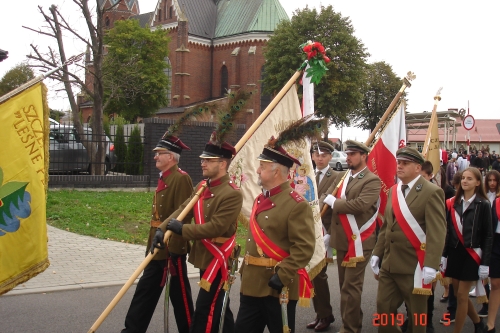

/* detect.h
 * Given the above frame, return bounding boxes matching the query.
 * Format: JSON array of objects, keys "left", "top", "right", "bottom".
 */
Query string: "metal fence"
[{"left": 48, "top": 123, "right": 145, "bottom": 175}]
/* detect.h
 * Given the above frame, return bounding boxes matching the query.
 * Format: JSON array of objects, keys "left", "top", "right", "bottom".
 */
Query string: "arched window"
[
  {"left": 170, "top": 6, "right": 173, "bottom": 18},
  {"left": 105, "top": 17, "right": 110, "bottom": 28},
  {"left": 163, "top": 57, "right": 172, "bottom": 104},
  {"left": 260, "top": 66, "right": 271, "bottom": 113},
  {"left": 158, "top": 9, "right": 162, "bottom": 22},
  {"left": 220, "top": 65, "right": 228, "bottom": 97}
]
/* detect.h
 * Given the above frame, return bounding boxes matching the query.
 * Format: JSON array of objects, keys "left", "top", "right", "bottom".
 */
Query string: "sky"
[{"left": 1, "top": 0, "right": 499, "bottom": 142}]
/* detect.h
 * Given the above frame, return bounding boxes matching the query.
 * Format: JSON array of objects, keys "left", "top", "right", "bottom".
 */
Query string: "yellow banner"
[
  {"left": 427, "top": 108, "right": 441, "bottom": 179},
  {"left": 0, "top": 82, "right": 50, "bottom": 295}
]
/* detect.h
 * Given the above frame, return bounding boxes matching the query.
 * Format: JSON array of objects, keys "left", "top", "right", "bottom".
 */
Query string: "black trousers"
[
  {"left": 234, "top": 293, "right": 298, "bottom": 333},
  {"left": 122, "top": 255, "right": 194, "bottom": 333},
  {"left": 190, "top": 270, "right": 234, "bottom": 333}
]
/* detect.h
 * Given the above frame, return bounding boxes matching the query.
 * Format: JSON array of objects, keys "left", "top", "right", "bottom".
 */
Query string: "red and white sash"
[
  {"left": 249, "top": 196, "right": 313, "bottom": 307},
  {"left": 391, "top": 183, "right": 433, "bottom": 295},
  {"left": 446, "top": 197, "right": 487, "bottom": 301},
  {"left": 336, "top": 170, "right": 378, "bottom": 267},
  {"left": 193, "top": 181, "right": 236, "bottom": 292}
]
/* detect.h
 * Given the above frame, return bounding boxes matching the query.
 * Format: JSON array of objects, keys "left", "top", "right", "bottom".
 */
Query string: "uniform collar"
[{"left": 207, "top": 173, "right": 229, "bottom": 188}]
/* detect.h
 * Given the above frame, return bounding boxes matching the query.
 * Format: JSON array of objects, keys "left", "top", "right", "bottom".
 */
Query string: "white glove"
[
  {"left": 323, "top": 194, "right": 336, "bottom": 208},
  {"left": 439, "top": 257, "right": 447, "bottom": 273},
  {"left": 479, "top": 265, "right": 489, "bottom": 280},
  {"left": 422, "top": 266, "right": 437, "bottom": 285},
  {"left": 323, "top": 234, "right": 331, "bottom": 250},
  {"left": 370, "top": 255, "right": 380, "bottom": 275}
]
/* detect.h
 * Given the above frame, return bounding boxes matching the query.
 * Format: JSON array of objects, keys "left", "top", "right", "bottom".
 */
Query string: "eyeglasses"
[
  {"left": 155, "top": 152, "right": 171, "bottom": 157},
  {"left": 200, "top": 159, "right": 222, "bottom": 165}
]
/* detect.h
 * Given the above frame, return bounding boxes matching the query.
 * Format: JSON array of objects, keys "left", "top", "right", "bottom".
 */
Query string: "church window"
[
  {"left": 158, "top": 9, "right": 162, "bottom": 21},
  {"left": 260, "top": 65, "right": 271, "bottom": 113},
  {"left": 105, "top": 17, "right": 110, "bottom": 27},
  {"left": 220, "top": 65, "right": 228, "bottom": 97},
  {"left": 170, "top": 6, "right": 173, "bottom": 19},
  {"left": 163, "top": 57, "right": 172, "bottom": 103}
]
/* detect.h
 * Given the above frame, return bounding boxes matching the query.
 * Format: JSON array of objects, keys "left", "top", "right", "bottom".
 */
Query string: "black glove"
[
  {"left": 150, "top": 228, "right": 165, "bottom": 254},
  {"left": 268, "top": 272, "right": 284, "bottom": 292},
  {"left": 167, "top": 218, "right": 183, "bottom": 235}
]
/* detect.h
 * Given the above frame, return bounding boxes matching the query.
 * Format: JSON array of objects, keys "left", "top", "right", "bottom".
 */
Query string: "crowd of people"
[{"left": 119, "top": 128, "right": 500, "bottom": 333}]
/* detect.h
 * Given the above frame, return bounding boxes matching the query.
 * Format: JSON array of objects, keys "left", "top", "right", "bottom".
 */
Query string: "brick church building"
[{"left": 81, "top": 0, "right": 289, "bottom": 129}]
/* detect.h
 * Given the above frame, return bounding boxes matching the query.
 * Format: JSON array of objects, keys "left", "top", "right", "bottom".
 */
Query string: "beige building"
[{"left": 405, "top": 109, "right": 500, "bottom": 153}]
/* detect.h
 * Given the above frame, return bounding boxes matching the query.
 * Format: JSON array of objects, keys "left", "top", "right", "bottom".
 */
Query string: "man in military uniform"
[
  {"left": 322, "top": 140, "right": 381, "bottom": 333},
  {"left": 234, "top": 143, "right": 316, "bottom": 333},
  {"left": 371, "top": 147, "right": 446, "bottom": 333},
  {"left": 122, "top": 135, "right": 194, "bottom": 333},
  {"left": 153, "top": 139, "right": 243, "bottom": 333},
  {"left": 307, "top": 141, "right": 338, "bottom": 331}
]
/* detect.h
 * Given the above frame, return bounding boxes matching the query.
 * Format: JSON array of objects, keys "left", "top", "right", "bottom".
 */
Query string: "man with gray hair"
[{"left": 122, "top": 135, "right": 194, "bottom": 333}]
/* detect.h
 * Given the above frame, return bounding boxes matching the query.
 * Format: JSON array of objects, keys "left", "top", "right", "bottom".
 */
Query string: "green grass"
[{"left": 47, "top": 190, "right": 248, "bottom": 252}]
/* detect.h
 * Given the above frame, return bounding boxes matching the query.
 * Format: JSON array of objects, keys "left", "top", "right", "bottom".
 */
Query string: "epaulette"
[
  {"left": 228, "top": 180, "right": 240, "bottom": 190},
  {"left": 289, "top": 190, "right": 304, "bottom": 203},
  {"left": 177, "top": 168, "right": 188, "bottom": 175}
]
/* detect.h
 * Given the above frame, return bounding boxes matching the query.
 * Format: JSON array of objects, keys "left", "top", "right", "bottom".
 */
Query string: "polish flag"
[{"left": 367, "top": 101, "right": 406, "bottom": 226}]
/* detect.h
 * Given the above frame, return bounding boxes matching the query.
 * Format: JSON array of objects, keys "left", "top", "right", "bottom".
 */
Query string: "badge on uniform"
[
  {"left": 416, "top": 184, "right": 423, "bottom": 192},
  {"left": 325, "top": 170, "right": 332, "bottom": 177},
  {"left": 358, "top": 172, "right": 365, "bottom": 179}
]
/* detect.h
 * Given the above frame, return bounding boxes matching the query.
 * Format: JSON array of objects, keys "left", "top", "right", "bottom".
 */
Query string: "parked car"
[
  {"left": 329, "top": 151, "right": 348, "bottom": 171},
  {"left": 49, "top": 124, "right": 116, "bottom": 174}
]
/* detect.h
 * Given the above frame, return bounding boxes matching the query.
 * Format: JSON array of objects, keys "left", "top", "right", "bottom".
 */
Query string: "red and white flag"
[{"left": 367, "top": 101, "right": 406, "bottom": 226}]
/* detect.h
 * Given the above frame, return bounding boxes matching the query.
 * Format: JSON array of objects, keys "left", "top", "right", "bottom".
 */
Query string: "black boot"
[{"left": 475, "top": 318, "right": 487, "bottom": 333}]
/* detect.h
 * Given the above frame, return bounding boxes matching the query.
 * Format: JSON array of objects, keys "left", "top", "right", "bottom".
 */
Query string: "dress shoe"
[
  {"left": 306, "top": 317, "right": 319, "bottom": 329},
  {"left": 440, "top": 294, "right": 449, "bottom": 302},
  {"left": 314, "top": 314, "right": 335, "bottom": 332},
  {"left": 487, "top": 327, "right": 495, "bottom": 333}
]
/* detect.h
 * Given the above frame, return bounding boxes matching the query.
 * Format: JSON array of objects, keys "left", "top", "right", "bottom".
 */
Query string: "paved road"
[{"left": 0, "top": 226, "right": 495, "bottom": 332}]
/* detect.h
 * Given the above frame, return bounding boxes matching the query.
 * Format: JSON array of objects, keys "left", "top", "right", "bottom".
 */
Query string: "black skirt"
[
  {"left": 490, "top": 234, "right": 500, "bottom": 278},
  {"left": 446, "top": 241, "right": 479, "bottom": 281}
]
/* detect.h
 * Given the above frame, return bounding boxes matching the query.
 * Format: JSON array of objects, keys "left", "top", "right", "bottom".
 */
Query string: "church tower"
[{"left": 99, "top": 0, "right": 140, "bottom": 30}]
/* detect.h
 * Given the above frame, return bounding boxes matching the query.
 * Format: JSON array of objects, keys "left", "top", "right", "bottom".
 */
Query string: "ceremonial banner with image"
[
  {"left": 0, "top": 82, "right": 50, "bottom": 295},
  {"left": 228, "top": 86, "right": 326, "bottom": 280}
]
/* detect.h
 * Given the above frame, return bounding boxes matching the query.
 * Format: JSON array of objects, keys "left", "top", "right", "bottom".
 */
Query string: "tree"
[
  {"left": 49, "top": 108, "right": 66, "bottom": 121},
  {"left": 125, "top": 125, "right": 143, "bottom": 175},
  {"left": 263, "top": 5, "right": 369, "bottom": 127},
  {"left": 113, "top": 121, "right": 126, "bottom": 173},
  {"left": 356, "top": 61, "right": 403, "bottom": 132},
  {"left": 103, "top": 19, "right": 170, "bottom": 122},
  {"left": 24, "top": 1, "right": 117, "bottom": 175},
  {"left": 0, "top": 63, "right": 35, "bottom": 96}
]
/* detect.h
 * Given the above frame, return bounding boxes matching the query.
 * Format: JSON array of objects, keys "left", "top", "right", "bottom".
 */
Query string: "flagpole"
[
  {"left": 0, "top": 53, "right": 85, "bottom": 104},
  {"left": 365, "top": 72, "right": 415, "bottom": 147},
  {"left": 422, "top": 88, "right": 442, "bottom": 157},
  {"left": 234, "top": 65, "right": 305, "bottom": 152},
  {"left": 320, "top": 72, "right": 415, "bottom": 217}
]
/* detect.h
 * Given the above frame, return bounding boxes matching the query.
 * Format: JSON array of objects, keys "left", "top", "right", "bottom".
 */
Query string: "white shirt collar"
[
  {"left": 350, "top": 166, "right": 367, "bottom": 179},
  {"left": 402, "top": 174, "right": 421, "bottom": 191}
]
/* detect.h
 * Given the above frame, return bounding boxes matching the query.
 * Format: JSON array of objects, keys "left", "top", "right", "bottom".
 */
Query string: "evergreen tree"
[
  {"left": 125, "top": 125, "right": 143, "bottom": 175},
  {"left": 114, "top": 123, "right": 126, "bottom": 173}
]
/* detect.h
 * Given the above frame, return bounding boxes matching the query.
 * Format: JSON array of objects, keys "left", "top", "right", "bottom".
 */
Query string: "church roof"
[
  {"left": 130, "top": 12, "right": 154, "bottom": 28},
  {"left": 98, "top": 0, "right": 139, "bottom": 11},
  {"left": 215, "top": 0, "right": 288, "bottom": 38},
  {"left": 179, "top": 0, "right": 218, "bottom": 39}
]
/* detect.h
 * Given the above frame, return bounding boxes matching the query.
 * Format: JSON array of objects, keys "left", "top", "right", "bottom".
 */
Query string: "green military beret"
[
  {"left": 344, "top": 140, "right": 370, "bottom": 154},
  {"left": 396, "top": 147, "right": 425, "bottom": 165},
  {"left": 311, "top": 141, "right": 334, "bottom": 154}
]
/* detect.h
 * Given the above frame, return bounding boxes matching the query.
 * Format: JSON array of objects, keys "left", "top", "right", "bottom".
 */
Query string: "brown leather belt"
[
  {"left": 211, "top": 237, "right": 230, "bottom": 244},
  {"left": 244, "top": 254, "right": 279, "bottom": 267},
  {"left": 150, "top": 220, "right": 162, "bottom": 228}
]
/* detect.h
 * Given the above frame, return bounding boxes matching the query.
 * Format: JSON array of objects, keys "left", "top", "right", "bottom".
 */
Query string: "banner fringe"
[{"left": 0, "top": 258, "right": 50, "bottom": 295}]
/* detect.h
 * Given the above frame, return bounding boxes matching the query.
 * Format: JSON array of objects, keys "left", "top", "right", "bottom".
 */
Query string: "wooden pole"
[
  {"left": 422, "top": 90, "right": 442, "bottom": 158},
  {"left": 235, "top": 69, "right": 303, "bottom": 152},
  {"left": 88, "top": 68, "right": 305, "bottom": 333},
  {"left": 87, "top": 183, "right": 207, "bottom": 333},
  {"left": 320, "top": 72, "right": 416, "bottom": 216}
]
